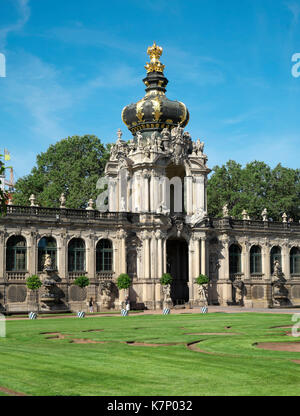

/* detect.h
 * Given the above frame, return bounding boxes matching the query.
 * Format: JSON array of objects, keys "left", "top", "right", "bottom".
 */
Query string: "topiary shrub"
[
  {"left": 74, "top": 276, "right": 90, "bottom": 312},
  {"left": 26, "top": 275, "right": 42, "bottom": 291},
  {"left": 117, "top": 274, "right": 131, "bottom": 290},
  {"left": 74, "top": 275, "right": 90, "bottom": 289},
  {"left": 26, "top": 275, "right": 42, "bottom": 312},
  {"left": 160, "top": 273, "right": 173, "bottom": 286},
  {"left": 195, "top": 274, "right": 209, "bottom": 285}
]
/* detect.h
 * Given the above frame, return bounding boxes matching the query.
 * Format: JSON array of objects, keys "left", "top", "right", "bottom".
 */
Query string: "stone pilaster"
[
  {"left": 262, "top": 240, "right": 271, "bottom": 280},
  {"left": 28, "top": 231, "right": 38, "bottom": 276},
  {"left": 242, "top": 241, "right": 250, "bottom": 280},
  {"left": 282, "top": 241, "right": 290, "bottom": 279},
  {"left": 200, "top": 237, "right": 207, "bottom": 276},
  {"left": 185, "top": 176, "right": 192, "bottom": 216},
  {"left": 117, "top": 229, "right": 127, "bottom": 274},
  {"left": 57, "top": 233, "right": 67, "bottom": 280},
  {"left": 0, "top": 231, "right": 5, "bottom": 281},
  {"left": 141, "top": 230, "right": 151, "bottom": 279},
  {"left": 87, "top": 234, "right": 96, "bottom": 279}
]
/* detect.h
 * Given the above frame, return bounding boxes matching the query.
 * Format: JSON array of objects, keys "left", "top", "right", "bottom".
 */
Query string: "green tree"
[
  {"left": 74, "top": 275, "right": 90, "bottom": 312},
  {"left": 195, "top": 275, "right": 209, "bottom": 285},
  {"left": 13, "top": 135, "right": 110, "bottom": 209},
  {"left": 116, "top": 274, "right": 131, "bottom": 290},
  {"left": 0, "top": 155, "right": 9, "bottom": 216},
  {"left": 207, "top": 160, "right": 300, "bottom": 221},
  {"left": 26, "top": 275, "right": 43, "bottom": 311},
  {"left": 160, "top": 273, "right": 173, "bottom": 286}
]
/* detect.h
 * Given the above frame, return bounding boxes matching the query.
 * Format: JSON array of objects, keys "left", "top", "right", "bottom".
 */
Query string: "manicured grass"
[{"left": 1, "top": 312, "right": 300, "bottom": 396}]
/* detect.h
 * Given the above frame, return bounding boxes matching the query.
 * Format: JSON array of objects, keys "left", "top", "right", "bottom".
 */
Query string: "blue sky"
[{"left": 0, "top": 0, "right": 300, "bottom": 181}]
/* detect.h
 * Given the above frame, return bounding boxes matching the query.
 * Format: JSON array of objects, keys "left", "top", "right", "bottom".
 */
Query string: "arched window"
[
  {"left": 290, "top": 247, "right": 300, "bottom": 275},
  {"left": 68, "top": 238, "right": 85, "bottom": 272},
  {"left": 6, "top": 236, "right": 27, "bottom": 271},
  {"left": 250, "top": 246, "right": 262, "bottom": 274},
  {"left": 229, "top": 244, "right": 241, "bottom": 274},
  {"left": 270, "top": 246, "right": 281, "bottom": 274},
  {"left": 38, "top": 237, "right": 57, "bottom": 271},
  {"left": 96, "top": 239, "right": 113, "bottom": 272}
]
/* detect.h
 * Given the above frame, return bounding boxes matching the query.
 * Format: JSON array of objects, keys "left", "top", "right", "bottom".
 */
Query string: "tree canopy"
[
  {"left": 207, "top": 160, "right": 300, "bottom": 221},
  {"left": 13, "top": 135, "right": 110, "bottom": 209},
  {"left": 0, "top": 156, "right": 8, "bottom": 215}
]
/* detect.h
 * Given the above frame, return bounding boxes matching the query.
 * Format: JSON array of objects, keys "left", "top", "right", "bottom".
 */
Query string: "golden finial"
[{"left": 145, "top": 42, "right": 165, "bottom": 73}]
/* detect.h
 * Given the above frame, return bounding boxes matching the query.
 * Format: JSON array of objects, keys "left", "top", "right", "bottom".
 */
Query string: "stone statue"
[
  {"left": 43, "top": 254, "right": 52, "bottom": 271},
  {"left": 222, "top": 204, "right": 229, "bottom": 217},
  {"left": 233, "top": 279, "right": 244, "bottom": 305},
  {"left": 198, "top": 285, "right": 208, "bottom": 306},
  {"left": 261, "top": 208, "right": 268, "bottom": 222},
  {"left": 110, "top": 144, "right": 117, "bottom": 160},
  {"left": 100, "top": 281, "right": 113, "bottom": 309},
  {"left": 273, "top": 260, "right": 283, "bottom": 279},
  {"left": 196, "top": 139, "right": 204, "bottom": 155},
  {"left": 59, "top": 193, "right": 66, "bottom": 208},
  {"left": 136, "top": 131, "right": 143, "bottom": 149},
  {"left": 162, "top": 284, "right": 172, "bottom": 308}
]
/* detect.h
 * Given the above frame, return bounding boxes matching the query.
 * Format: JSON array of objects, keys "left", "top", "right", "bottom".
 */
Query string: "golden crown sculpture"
[{"left": 145, "top": 42, "right": 165, "bottom": 73}]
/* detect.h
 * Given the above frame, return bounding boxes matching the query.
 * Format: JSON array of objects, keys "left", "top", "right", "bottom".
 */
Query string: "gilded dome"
[{"left": 121, "top": 42, "right": 189, "bottom": 136}]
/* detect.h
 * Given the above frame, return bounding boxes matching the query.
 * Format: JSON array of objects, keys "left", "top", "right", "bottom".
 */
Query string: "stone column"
[
  {"left": 57, "top": 233, "right": 67, "bottom": 280},
  {"left": 87, "top": 235, "right": 96, "bottom": 279},
  {"left": 134, "top": 173, "right": 141, "bottom": 212},
  {"left": 185, "top": 176, "right": 193, "bottom": 216},
  {"left": 161, "top": 176, "right": 169, "bottom": 208},
  {"left": 117, "top": 230, "right": 127, "bottom": 274},
  {"left": 282, "top": 242, "right": 290, "bottom": 279},
  {"left": 188, "top": 239, "right": 194, "bottom": 303},
  {"left": 155, "top": 231, "right": 163, "bottom": 278},
  {"left": 28, "top": 232, "right": 38, "bottom": 276},
  {"left": 163, "top": 237, "right": 167, "bottom": 274},
  {"left": 262, "top": 240, "right": 271, "bottom": 280},
  {"left": 142, "top": 231, "right": 151, "bottom": 279},
  {"left": 194, "top": 176, "right": 205, "bottom": 214},
  {"left": 142, "top": 172, "right": 150, "bottom": 212},
  {"left": 0, "top": 232, "right": 5, "bottom": 281},
  {"left": 242, "top": 241, "right": 250, "bottom": 280},
  {"left": 150, "top": 232, "right": 156, "bottom": 279},
  {"left": 109, "top": 178, "right": 117, "bottom": 212},
  {"left": 201, "top": 237, "right": 207, "bottom": 276},
  {"left": 194, "top": 236, "right": 200, "bottom": 278}
]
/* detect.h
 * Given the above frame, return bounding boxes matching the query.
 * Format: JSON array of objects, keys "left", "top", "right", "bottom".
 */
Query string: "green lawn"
[{"left": 1, "top": 312, "right": 300, "bottom": 396}]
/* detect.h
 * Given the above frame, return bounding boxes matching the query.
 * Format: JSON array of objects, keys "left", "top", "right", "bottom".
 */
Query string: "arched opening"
[
  {"left": 38, "top": 237, "right": 57, "bottom": 271},
  {"left": 250, "top": 245, "right": 262, "bottom": 275},
  {"left": 166, "top": 238, "right": 189, "bottom": 305},
  {"left": 290, "top": 247, "right": 300, "bottom": 275},
  {"left": 96, "top": 239, "right": 113, "bottom": 272},
  {"left": 6, "top": 235, "right": 27, "bottom": 271},
  {"left": 166, "top": 163, "right": 185, "bottom": 213},
  {"left": 68, "top": 238, "right": 85, "bottom": 272},
  {"left": 270, "top": 246, "right": 281, "bottom": 274},
  {"left": 229, "top": 244, "right": 242, "bottom": 277},
  {"left": 170, "top": 184, "right": 175, "bottom": 213}
]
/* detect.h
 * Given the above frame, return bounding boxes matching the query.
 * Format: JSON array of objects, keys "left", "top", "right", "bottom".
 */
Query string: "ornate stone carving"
[
  {"left": 261, "top": 208, "right": 268, "bottom": 222},
  {"left": 59, "top": 193, "right": 66, "bottom": 208},
  {"left": 117, "top": 229, "right": 126, "bottom": 240},
  {"left": 189, "top": 208, "right": 206, "bottom": 226},
  {"left": 222, "top": 204, "right": 229, "bottom": 218},
  {"left": 162, "top": 284, "right": 172, "bottom": 309},
  {"left": 99, "top": 281, "right": 113, "bottom": 309},
  {"left": 233, "top": 278, "right": 244, "bottom": 305}
]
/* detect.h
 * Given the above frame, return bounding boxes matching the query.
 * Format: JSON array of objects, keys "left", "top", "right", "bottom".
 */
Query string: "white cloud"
[
  {"left": 285, "top": 1, "right": 300, "bottom": 24},
  {"left": 0, "top": 0, "right": 31, "bottom": 49}
]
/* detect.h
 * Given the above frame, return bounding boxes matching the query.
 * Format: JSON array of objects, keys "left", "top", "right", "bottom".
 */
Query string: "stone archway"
[{"left": 166, "top": 238, "right": 189, "bottom": 305}]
